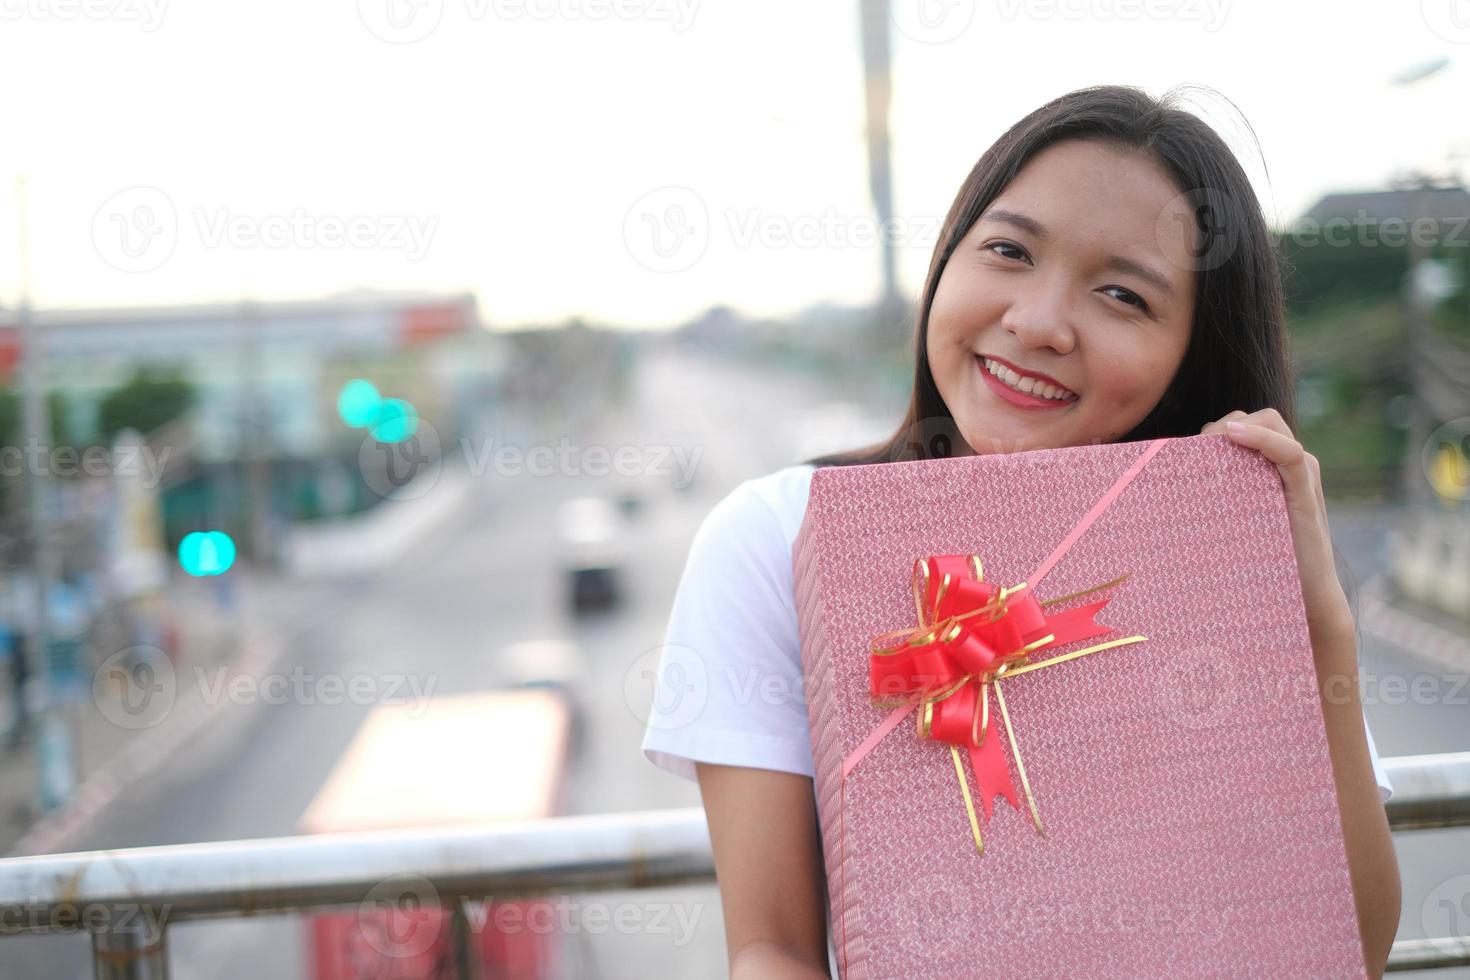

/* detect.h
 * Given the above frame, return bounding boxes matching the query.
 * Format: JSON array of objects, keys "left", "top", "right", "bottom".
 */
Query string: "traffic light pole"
[{"left": 14, "top": 175, "right": 77, "bottom": 814}]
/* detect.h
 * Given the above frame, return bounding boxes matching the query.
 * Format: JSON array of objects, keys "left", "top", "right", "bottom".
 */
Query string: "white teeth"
[{"left": 982, "top": 358, "right": 1074, "bottom": 401}]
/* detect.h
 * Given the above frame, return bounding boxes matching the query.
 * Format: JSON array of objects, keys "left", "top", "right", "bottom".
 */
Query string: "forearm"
[
  {"left": 1311, "top": 615, "right": 1402, "bottom": 978},
  {"left": 731, "top": 940, "right": 832, "bottom": 979}
]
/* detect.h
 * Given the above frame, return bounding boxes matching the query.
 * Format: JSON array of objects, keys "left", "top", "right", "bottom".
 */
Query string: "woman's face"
[{"left": 927, "top": 138, "right": 1198, "bottom": 455}]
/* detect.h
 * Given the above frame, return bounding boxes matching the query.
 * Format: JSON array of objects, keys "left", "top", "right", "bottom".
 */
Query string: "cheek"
[
  {"left": 928, "top": 272, "right": 998, "bottom": 350},
  {"left": 1089, "top": 339, "right": 1183, "bottom": 412}
]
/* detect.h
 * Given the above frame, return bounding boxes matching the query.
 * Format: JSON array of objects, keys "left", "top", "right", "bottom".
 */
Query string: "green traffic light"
[
  {"left": 369, "top": 398, "right": 418, "bottom": 443},
  {"left": 179, "top": 531, "right": 237, "bottom": 576},
  {"left": 337, "top": 379, "right": 382, "bottom": 428}
]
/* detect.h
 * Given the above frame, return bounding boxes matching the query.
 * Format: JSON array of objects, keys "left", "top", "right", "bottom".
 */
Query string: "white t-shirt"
[{"left": 641, "top": 462, "right": 1396, "bottom": 805}]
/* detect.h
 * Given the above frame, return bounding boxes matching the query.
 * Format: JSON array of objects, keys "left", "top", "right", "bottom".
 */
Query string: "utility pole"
[
  {"left": 15, "top": 175, "right": 77, "bottom": 812},
  {"left": 1400, "top": 181, "right": 1426, "bottom": 509},
  {"left": 1389, "top": 60, "right": 1451, "bottom": 511},
  {"left": 860, "top": 0, "right": 901, "bottom": 322},
  {"left": 241, "top": 298, "right": 273, "bottom": 571}
]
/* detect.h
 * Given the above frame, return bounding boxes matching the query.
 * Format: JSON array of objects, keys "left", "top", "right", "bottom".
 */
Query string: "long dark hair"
[{"left": 804, "top": 83, "right": 1294, "bottom": 468}]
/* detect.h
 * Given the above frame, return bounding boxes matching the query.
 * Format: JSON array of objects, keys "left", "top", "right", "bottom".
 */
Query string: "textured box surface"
[{"left": 792, "top": 433, "right": 1365, "bottom": 978}]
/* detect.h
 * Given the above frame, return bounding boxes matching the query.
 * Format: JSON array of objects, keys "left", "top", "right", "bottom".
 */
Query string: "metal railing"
[{"left": 0, "top": 751, "right": 1467, "bottom": 978}]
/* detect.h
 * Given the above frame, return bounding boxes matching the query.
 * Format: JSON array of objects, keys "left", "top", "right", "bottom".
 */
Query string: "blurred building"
[
  {"left": 1298, "top": 185, "right": 1470, "bottom": 618},
  {"left": 0, "top": 290, "right": 506, "bottom": 462},
  {"left": 0, "top": 291, "right": 512, "bottom": 570},
  {"left": 1300, "top": 185, "right": 1470, "bottom": 228}
]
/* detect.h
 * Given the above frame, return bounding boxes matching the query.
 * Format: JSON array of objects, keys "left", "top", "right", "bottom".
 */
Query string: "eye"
[
  {"left": 982, "top": 241, "right": 1030, "bottom": 263},
  {"left": 1100, "top": 285, "right": 1150, "bottom": 314}
]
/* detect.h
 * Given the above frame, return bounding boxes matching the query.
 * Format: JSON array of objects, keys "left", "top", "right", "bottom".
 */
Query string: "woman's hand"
[{"left": 1200, "top": 408, "right": 1354, "bottom": 647}]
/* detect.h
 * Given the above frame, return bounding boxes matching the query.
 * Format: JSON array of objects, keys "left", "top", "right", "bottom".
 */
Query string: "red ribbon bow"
[{"left": 868, "top": 554, "right": 1127, "bottom": 828}]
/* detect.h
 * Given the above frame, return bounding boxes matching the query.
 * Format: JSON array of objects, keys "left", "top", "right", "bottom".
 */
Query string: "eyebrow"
[{"left": 978, "top": 208, "right": 1179, "bottom": 301}]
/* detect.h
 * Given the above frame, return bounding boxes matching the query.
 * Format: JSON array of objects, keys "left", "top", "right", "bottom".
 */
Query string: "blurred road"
[
  {"left": 0, "top": 346, "right": 847, "bottom": 978},
  {"left": 1, "top": 346, "right": 1466, "bottom": 978}
]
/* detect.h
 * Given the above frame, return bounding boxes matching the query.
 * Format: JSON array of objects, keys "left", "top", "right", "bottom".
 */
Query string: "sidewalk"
[
  {"left": 0, "top": 568, "right": 299, "bottom": 857},
  {"left": 0, "top": 470, "right": 478, "bottom": 857},
  {"left": 1361, "top": 572, "right": 1470, "bottom": 676}
]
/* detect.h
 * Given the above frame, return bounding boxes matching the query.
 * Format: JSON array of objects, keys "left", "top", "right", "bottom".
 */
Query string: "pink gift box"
[{"left": 792, "top": 433, "right": 1366, "bottom": 978}]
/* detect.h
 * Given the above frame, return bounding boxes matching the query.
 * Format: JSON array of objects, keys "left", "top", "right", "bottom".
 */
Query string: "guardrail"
[{"left": 0, "top": 751, "right": 1467, "bottom": 977}]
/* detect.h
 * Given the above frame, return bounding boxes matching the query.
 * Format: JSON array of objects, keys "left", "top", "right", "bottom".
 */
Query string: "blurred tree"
[
  {"left": 0, "top": 388, "right": 77, "bottom": 451},
  {"left": 96, "top": 368, "right": 195, "bottom": 444},
  {"left": 1278, "top": 231, "right": 1411, "bottom": 321},
  {"left": 1428, "top": 242, "right": 1470, "bottom": 340}
]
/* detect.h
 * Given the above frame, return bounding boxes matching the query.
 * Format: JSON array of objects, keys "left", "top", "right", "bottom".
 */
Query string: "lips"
[{"left": 977, "top": 355, "right": 1077, "bottom": 402}]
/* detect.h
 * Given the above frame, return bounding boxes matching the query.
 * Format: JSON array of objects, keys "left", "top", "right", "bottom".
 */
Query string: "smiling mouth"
[{"left": 977, "top": 356, "right": 1078, "bottom": 402}]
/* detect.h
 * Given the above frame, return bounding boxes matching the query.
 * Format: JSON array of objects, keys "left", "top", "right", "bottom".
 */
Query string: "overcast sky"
[{"left": 0, "top": 0, "right": 1466, "bottom": 329}]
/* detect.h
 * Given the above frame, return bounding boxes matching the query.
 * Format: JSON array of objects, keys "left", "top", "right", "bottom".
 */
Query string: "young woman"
[{"left": 641, "top": 84, "right": 1401, "bottom": 978}]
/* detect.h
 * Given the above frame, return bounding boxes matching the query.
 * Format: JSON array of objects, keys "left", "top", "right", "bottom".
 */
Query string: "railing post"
[
  {"left": 91, "top": 906, "right": 169, "bottom": 980},
  {"left": 450, "top": 898, "right": 483, "bottom": 980}
]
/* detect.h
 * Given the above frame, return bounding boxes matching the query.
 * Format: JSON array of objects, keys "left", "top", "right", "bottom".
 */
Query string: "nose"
[{"left": 999, "top": 276, "right": 1078, "bottom": 355}]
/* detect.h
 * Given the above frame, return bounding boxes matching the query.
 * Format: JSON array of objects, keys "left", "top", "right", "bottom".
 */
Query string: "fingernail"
[{"left": 1226, "top": 421, "right": 1245, "bottom": 435}]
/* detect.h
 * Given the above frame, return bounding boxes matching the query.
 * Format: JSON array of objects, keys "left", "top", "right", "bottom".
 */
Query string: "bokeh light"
[
  {"left": 337, "top": 379, "right": 382, "bottom": 428},
  {"left": 179, "top": 531, "right": 237, "bottom": 577},
  {"left": 369, "top": 398, "right": 418, "bottom": 443}
]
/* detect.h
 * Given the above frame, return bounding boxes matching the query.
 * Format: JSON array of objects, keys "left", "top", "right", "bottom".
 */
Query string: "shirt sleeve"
[
  {"left": 1363, "top": 709, "right": 1393, "bottom": 805},
  {"left": 640, "top": 479, "right": 814, "bottom": 783}
]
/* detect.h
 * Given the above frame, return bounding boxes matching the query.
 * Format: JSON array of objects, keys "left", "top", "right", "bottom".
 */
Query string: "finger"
[
  {"left": 1201, "top": 409, "right": 1250, "bottom": 435},
  {"left": 1306, "top": 452, "right": 1326, "bottom": 516},
  {"left": 1225, "top": 420, "right": 1311, "bottom": 484},
  {"left": 1237, "top": 407, "right": 1292, "bottom": 439}
]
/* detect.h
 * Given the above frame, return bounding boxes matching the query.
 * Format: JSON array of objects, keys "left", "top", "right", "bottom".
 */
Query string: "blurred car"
[
  {"left": 611, "top": 475, "right": 646, "bottom": 519},
  {"left": 554, "top": 496, "right": 626, "bottom": 613},
  {"left": 298, "top": 689, "right": 572, "bottom": 979}
]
